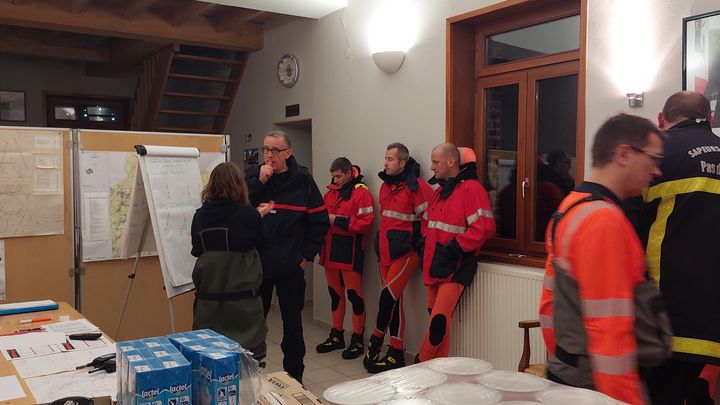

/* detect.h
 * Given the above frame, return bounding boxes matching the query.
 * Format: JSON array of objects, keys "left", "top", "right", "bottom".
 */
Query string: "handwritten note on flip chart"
[{"left": 121, "top": 145, "right": 202, "bottom": 298}]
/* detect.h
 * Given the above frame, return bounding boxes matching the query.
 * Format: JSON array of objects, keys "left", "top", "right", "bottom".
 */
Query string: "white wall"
[
  {"left": 0, "top": 55, "right": 135, "bottom": 127},
  {"left": 229, "top": 0, "right": 507, "bottom": 355},
  {"left": 228, "top": 0, "right": 720, "bottom": 357},
  {"left": 585, "top": 0, "right": 718, "bottom": 173}
]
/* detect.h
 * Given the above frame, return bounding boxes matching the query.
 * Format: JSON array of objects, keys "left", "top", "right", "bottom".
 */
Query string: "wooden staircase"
[{"left": 130, "top": 44, "right": 249, "bottom": 134}]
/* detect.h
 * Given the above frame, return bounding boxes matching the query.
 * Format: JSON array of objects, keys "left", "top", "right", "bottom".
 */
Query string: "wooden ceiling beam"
[
  {"left": 86, "top": 39, "right": 170, "bottom": 77},
  {"left": 213, "top": 9, "right": 266, "bottom": 33},
  {"left": 68, "top": 0, "right": 92, "bottom": 13},
  {"left": 43, "top": 30, "right": 62, "bottom": 44},
  {"left": 86, "top": 35, "right": 108, "bottom": 48},
  {"left": 166, "top": 2, "right": 217, "bottom": 27},
  {"left": 123, "top": 0, "right": 158, "bottom": 21},
  {"left": 0, "top": 37, "right": 110, "bottom": 62},
  {"left": 0, "top": 1, "right": 263, "bottom": 51}
]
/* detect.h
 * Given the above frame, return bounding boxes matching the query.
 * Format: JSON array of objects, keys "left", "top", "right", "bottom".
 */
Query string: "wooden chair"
[{"left": 518, "top": 319, "right": 548, "bottom": 378}]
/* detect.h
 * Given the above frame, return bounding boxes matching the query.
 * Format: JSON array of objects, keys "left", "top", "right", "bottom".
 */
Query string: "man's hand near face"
[{"left": 259, "top": 164, "right": 274, "bottom": 184}]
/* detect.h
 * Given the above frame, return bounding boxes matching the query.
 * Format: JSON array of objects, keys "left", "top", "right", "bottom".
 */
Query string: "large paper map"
[
  {"left": 79, "top": 151, "right": 223, "bottom": 261},
  {"left": 0, "top": 129, "right": 64, "bottom": 238}
]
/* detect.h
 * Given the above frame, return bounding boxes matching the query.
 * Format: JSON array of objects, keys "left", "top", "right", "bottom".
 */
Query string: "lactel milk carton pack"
[
  {"left": 118, "top": 337, "right": 192, "bottom": 405},
  {"left": 162, "top": 353, "right": 191, "bottom": 405},
  {"left": 197, "top": 349, "right": 240, "bottom": 405},
  {"left": 124, "top": 348, "right": 156, "bottom": 405},
  {"left": 142, "top": 336, "right": 172, "bottom": 350},
  {"left": 166, "top": 339, "right": 211, "bottom": 404},
  {"left": 117, "top": 340, "right": 146, "bottom": 405},
  {"left": 128, "top": 358, "right": 164, "bottom": 405}
]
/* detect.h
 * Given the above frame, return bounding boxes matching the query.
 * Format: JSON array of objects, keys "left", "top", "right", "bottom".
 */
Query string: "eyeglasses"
[
  {"left": 630, "top": 145, "right": 664, "bottom": 166},
  {"left": 261, "top": 146, "right": 288, "bottom": 155}
]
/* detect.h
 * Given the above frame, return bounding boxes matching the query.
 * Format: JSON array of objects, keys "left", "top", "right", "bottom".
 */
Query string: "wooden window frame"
[{"left": 447, "top": 0, "right": 587, "bottom": 268}]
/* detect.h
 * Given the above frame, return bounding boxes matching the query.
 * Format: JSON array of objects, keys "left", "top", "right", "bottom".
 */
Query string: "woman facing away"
[{"left": 190, "top": 162, "right": 274, "bottom": 364}]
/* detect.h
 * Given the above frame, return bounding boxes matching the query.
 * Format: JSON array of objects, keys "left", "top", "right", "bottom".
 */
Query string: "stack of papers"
[{"left": 42, "top": 319, "right": 99, "bottom": 335}]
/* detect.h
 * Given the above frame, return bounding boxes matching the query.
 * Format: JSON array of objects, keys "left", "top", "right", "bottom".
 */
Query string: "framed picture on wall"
[
  {"left": 683, "top": 10, "right": 720, "bottom": 134},
  {"left": 243, "top": 148, "right": 259, "bottom": 171},
  {"left": 0, "top": 90, "right": 26, "bottom": 122}
]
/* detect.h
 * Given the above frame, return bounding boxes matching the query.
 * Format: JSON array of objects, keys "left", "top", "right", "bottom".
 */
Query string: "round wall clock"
[{"left": 277, "top": 54, "right": 299, "bottom": 88}]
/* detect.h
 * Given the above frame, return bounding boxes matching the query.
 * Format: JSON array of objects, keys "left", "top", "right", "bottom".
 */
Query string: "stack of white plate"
[
  {"left": 425, "top": 357, "right": 493, "bottom": 375},
  {"left": 426, "top": 382, "right": 502, "bottom": 405},
  {"left": 535, "top": 387, "right": 617, "bottom": 405},
  {"left": 323, "top": 380, "right": 396, "bottom": 405},
  {"left": 379, "top": 399, "right": 440, "bottom": 405},
  {"left": 477, "top": 370, "right": 549, "bottom": 393}
]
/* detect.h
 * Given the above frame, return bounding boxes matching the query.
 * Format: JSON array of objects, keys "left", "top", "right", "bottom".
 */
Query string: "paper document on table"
[
  {"left": 27, "top": 369, "right": 116, "bottom": 403},
  {"left": 0, "top": 332, "right": 65, "bottom": 350},
  {"left": 13, "top": 344, "right": 116, "bottom": 379},
  {"left": 43, "top": 319, "right": 100, "bottom": 335},
  {"left": 2, "top": 334, "right": 109, "bottom": 360},
  {"left": 0, "top": 375, "right": 25, "bottom": 401}
]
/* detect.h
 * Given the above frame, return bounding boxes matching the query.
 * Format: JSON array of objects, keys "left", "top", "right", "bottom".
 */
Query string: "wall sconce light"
[
  {"left": 626, "top": 92, "right": 644, "bottom": 108},
  {"left": 368, "top": 0, "right": 417, "bottom": 75},
  {"left": 372, "top": 51, "right": 406, "bottom": 74}
]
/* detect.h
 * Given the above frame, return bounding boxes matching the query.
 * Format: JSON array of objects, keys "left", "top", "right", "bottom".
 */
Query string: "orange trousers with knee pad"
[
  {"left": 324, "top": 267, "right": 365, "bottom": 335},
  {"left": 371, "top": 254, "right": 418, "bottom": 350},
  {"left": 418, "top": 282, "right": 465, "bottom": 361}
]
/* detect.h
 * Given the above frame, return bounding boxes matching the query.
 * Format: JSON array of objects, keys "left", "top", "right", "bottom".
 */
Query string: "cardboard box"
[{"left": 258, "top": 372, "right": 323, "bottom": 405}]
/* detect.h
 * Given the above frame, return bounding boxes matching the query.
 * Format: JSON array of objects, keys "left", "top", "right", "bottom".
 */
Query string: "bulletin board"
[
  {"left": 0, "top": 127, "right": 74, "bottom": 306},
  {"left": 77, "top": 129, "right": 226, "bottom": 341}
]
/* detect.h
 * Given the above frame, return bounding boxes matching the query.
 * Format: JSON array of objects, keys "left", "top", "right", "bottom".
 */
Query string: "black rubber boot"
[
  {"left": 363, "top": 334, "right": 384, "bottom": 369},
  {"left": 341, "top": 333, "right": 364, "bottom": 359},
  {"left": 316, "top": 328, "right": 345, "bottom": 353},
  {"left": 366, "top": 347, "right": 406, "bottom": 374}
]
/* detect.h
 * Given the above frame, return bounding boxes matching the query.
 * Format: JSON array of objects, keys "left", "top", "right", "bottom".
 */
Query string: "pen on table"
[
  {"left": 18, "top": 317, "right": 52, "bottom": 324},
  {"left": 0, "top": 328, "right": 43, "bottom": 336}
]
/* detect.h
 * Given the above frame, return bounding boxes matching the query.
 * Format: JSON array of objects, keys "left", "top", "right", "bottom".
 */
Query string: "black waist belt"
[
  {"left": 556, "top": 345, "right": 587, "bottom": 368},
  {"left": 196, "top": 289, "right": 257, "bottom": 301}
]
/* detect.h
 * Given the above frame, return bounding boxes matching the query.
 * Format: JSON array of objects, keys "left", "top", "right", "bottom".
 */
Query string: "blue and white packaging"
[
  {"left": 205, "top": 336, "right": 240, "bottom": 352},
  {"left": 117, "top": 341, "right": 144, "bottom": 404},
  {"left": 197, "top": 349, "right": 240, "bottom": 405},
  {"left": 122, "top": 347, "right": 155, "bottom": 405},
  {"left": 162, "top": 353, "right": 192, "bottom": 405},
  {"left": 142, "top": 336, "right": 172, "bottom": 350},
  {"left": 128, "top": 358, "right": 164, "bottom": 405},
  {"left": 192, "top": 329, "right": 221, "bottom": 340},
  {"left": 149, "top": 343, "right": 180, "bottom": 361}
]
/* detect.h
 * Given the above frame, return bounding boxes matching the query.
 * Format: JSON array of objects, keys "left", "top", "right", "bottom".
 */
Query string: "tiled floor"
[{"left": 264, "top": 303, "right": 372, "bottom": 398}]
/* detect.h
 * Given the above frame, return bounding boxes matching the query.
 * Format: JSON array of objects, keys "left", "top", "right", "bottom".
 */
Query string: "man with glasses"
[
  {"left": 245, "top": 130, "right": 329, "bottom": 383},
  {"left": 640, "top": 91, "right": 720, "bottom": 405},
  {"left": 539, "top": 114, "right": 666, "bottom": 404}
]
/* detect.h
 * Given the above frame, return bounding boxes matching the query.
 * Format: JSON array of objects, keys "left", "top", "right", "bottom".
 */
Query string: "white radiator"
[{"left": 449, "top": 265, "right": 545, "bottom": 371}]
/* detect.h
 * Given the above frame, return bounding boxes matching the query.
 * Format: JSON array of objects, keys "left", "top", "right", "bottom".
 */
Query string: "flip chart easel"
[{"left": 116, "top": 145, "right": 203, "bottom": 336}]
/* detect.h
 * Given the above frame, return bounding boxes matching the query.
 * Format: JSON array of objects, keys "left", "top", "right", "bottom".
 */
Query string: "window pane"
[
  {"left": 485, "top": 84, "right": 519, "bottom": 239},
  {"left": 486, "top": 15, "right": 580, "bottom": 66},
  {"left": 534, "top": 74, "right": 578, "bottom": 242},
  {"left": 54, "top": 106, "right": 76, "bottom": 120}
]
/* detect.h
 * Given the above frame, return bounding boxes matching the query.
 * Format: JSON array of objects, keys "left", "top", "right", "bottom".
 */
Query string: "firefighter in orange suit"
[
  {"left": 365, "top": 143, "right": 433, "bottom": 374},
  {"left": 317, "top": 158, "right": 375, "bottom": 359},
  {"left": 539, "top": 114, "right": 665, "bottom": 404},
  {"left": 417, "top": 144, "right": 495, "bottom": 361}
]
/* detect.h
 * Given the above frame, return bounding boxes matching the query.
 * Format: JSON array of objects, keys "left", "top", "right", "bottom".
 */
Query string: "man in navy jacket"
[{"left": 245, "top": 131, "right": 329, "bottom": 383}]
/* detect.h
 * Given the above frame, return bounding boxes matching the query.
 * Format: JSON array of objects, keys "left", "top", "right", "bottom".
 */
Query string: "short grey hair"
[
  {"left": 386, "top": 142, "right": 409, "bottom": 162},
  {"left": 265, "top": 130, "right": 291, "bottom": 148}
]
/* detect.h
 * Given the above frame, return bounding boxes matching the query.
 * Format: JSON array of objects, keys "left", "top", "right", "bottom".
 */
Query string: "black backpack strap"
[{"left": 549, "top": 194, "right": 605, "bottom": 254}]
